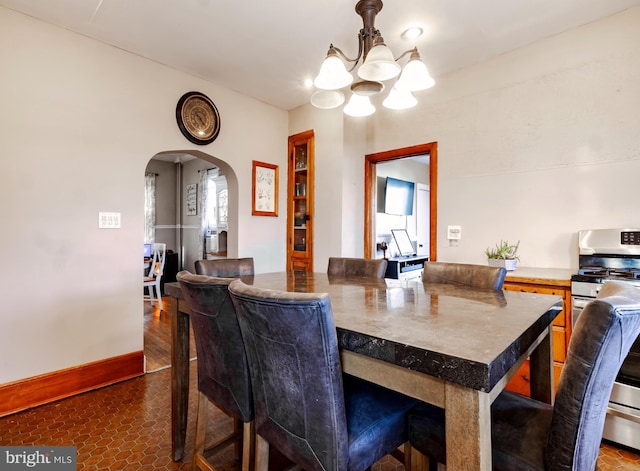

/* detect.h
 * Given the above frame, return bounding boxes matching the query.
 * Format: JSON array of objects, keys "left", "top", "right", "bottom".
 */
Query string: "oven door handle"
[
  {"left": 573, "top": 297, "right": 591, "bottom": 309},
  {"left": 607, "top": 405, "right": 640, "bottom": 425}
]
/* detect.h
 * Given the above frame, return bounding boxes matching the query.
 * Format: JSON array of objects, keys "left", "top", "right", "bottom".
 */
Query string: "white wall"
[
  {"left": 0, "top": 7, "right": 287, "bottom": 384},
  {"left": 372, "top": 7, "right": 640, "bottom": 268},
  {"left": 376, "top": 159, "right": 430, "bottom": 247},
  {"left": 293, "top": 7, "right": 640, "bottom": 270}
]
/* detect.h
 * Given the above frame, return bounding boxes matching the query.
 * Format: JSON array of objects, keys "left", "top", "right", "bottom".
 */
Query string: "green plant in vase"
[{"left": 485, "top": 240, "right": 520, "bottom": 270}]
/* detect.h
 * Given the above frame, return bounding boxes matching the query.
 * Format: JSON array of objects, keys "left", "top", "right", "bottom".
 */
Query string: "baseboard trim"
[{"left": 0, "top": 351, "right": 145, "bottom": 417}]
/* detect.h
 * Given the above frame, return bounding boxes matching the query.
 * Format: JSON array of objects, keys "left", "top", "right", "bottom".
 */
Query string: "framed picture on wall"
[
  {"left": 186, "top": 183, "right": 197, "bottom": 216},
  {"left": 252, "top": 160, "right": 278, "bottom": 217}
]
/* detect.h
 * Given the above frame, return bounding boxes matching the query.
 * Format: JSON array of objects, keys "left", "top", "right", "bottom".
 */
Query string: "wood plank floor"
[{"left": 144, "top": 296, "right": 196, "bottom": 372}]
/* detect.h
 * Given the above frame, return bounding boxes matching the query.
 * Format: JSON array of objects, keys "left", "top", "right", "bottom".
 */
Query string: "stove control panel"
[{"left": 621, "top": 231, "right": 640, "bottom": 246}]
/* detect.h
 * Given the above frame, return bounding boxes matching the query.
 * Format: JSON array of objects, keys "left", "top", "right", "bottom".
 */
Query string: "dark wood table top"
[{"left": 165, "top": 271, "right": 562, "bottom": 393}]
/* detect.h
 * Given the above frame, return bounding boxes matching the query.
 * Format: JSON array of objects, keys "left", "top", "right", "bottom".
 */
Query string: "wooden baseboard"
[{"left": 0, "top": 351, "right": 144, "bottom": 417}]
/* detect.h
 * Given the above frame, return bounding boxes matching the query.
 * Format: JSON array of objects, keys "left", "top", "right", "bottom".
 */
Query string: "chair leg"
[
  {"left": 192, "top": 392, "right": 255, "bottom": 471},
  {"left": 255, "top": 434, "right": 269, "bottom": 471},
  {"left": 148, "top": 284, "right": 155, "bottom": 307},
  {"left": 242, "top": 421, "right": 255, "bottom": 471},
  {"left": 404, "top": 442, "right": 412, "bottom": 471},
  {"left": 405, "top": 444, "right": 437, "bottom": 471},
  {"left": 156, "top": 282, "right": 163, "bottom": 311},
  {"left": 192, "top": 392, "right": 209, "bottom": 471}
]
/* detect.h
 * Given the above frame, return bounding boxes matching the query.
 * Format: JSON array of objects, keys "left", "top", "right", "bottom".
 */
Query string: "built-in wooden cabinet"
[
  {"left": 287, "top": 130, "right": 314, "bottom": 272},
  {"left": 503, "top": 270, "right": 573, "bottom": 396}
]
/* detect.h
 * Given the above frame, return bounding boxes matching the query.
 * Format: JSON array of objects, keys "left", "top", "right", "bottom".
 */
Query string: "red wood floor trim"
[{"left": 0, "top": 351, "right": 144, "bottom": 417}]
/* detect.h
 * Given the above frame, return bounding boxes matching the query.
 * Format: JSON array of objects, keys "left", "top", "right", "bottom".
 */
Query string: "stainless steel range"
[{"left": 571, "top": 228, "right": 640, "bottom": 451}]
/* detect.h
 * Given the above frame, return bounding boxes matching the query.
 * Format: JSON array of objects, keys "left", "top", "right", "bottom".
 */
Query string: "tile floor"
[
  {"left": 0, "top": 361, "right": 405, "bottom": 471},
  {"left": 1, "top": 362, "right": 208, "bottom": 470}
]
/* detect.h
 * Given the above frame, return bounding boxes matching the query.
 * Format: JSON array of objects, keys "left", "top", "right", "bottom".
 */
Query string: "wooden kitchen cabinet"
[
  {"left": 503, "top": 269, "right": 573, "bottom": 396},
  {"left": 287, "top": 130, "right": 314, "bottom": 272}
]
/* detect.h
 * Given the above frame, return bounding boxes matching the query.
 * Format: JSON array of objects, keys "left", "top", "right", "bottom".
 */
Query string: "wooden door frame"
[{"left": 364, "top": 142, "right": 438, "bottom": 261}]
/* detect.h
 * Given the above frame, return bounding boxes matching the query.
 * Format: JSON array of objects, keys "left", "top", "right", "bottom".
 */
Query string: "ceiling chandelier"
[{"left": 310, "top": 0, "right": 435, "bottom": 117}]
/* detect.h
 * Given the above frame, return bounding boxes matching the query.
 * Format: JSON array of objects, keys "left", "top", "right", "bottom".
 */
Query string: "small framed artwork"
[
  {"left": 252, "top": 160, "right": 278, "bottom": 217},
  {"left": 186, "top": 183, "right": 198, "bottom": 216}
]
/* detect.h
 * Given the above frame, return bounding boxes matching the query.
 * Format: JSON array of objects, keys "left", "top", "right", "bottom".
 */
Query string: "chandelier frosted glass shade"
[
  {"left": 309, "top": 0, "right": 435, "bottom": 116},
  {"left": 343, "top": 94, "right": 375, "bottom": 117},
  {"left": 383, "top": 86, "right": 417, "bottom": 110},
  {"left": 357, "top": 40, "right": 401, "bottom": 82},
  {"left": 395, "top": 49, "right": 435, "bottom": 91},
  {"left": 313, "top": 49, "right": 354, "bottom": 90},
  {"left": 310, "top": 90, "right": 345, "bottom": 109}
]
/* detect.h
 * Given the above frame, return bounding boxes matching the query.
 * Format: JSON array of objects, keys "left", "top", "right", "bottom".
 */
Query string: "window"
[
  {"left": 199, "top": 168, "right": 228, "bottom": 258},
  {"left": 144, "top": 173, "right": 156, "bottom": 243}
]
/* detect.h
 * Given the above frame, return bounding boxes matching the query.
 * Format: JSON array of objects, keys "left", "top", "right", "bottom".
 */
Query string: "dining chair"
[
  {"left": 143, "top": 242, "right": 167, "bottom": 311},
  {"left": 176, "top": 271, "right": 254, "bottom": 471},
  {"left": 228, "top": 279, "right": 418, "bottom": 471},
  {"left": 422, "top": 261, "right": 506, "bottom": 290},
  {"left": 406, "top": 280, "right": 640, "bottom": 470},
  {"left": 194, "top": 257, "right": 255, "bottom": 277},
  {"left": 327, "top": 257, "right": 388, "bottom": 278}
]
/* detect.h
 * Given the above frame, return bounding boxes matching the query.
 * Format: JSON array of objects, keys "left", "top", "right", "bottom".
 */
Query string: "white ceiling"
[{"left": 2, "top": 0, "right": 639, "bottom": 111}]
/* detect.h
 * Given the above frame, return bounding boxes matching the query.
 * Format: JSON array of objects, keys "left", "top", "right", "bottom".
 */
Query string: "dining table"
[{"left": 164, "top": 271, "right": 562, "bottom": 470}]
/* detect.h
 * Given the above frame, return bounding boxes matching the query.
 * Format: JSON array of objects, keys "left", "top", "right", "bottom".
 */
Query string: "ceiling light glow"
[{"left": 401, "top": 27, "right": 423, "bottom": 40}]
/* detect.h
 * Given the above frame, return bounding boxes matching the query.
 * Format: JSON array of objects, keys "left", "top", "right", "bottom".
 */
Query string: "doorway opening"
[
  {"left": 143, "top": 150, "right": 239, "bottom": 372},
  {"left": 364, "top": 142, "right": 438, "bottom": 261}
]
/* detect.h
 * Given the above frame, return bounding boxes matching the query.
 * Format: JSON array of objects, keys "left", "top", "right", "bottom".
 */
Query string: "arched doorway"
[
  {"left": 151, "top": 150, "right": 240, "bottom": 267},
  {"left": 143, "top": 150, "right": 240, "bottom": 372}
]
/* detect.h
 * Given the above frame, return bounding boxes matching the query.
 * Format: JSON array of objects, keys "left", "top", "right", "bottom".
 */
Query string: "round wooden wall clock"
[{"left": 176, "top": 91, "right": 221, "bottom": 145}]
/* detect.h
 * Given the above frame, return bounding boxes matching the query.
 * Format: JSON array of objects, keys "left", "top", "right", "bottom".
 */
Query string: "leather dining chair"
[
  {"left": 422, "top": 261, "right": 506, "bottom": 290},
  {"left": 327, "top": 257, "right": 388, "bottom": 278},
  {"left": 228, "top": 279, "right": 418, "bottom": 471},
  {"left": 194, "top": 257, "right": 255, "bottom": 278},
  {"left": 406, "top": 280, "right": 640, "bottom": 470},
  {"left": 143, "top": 242, "right": 167, "bottom": 311},
  {"left": 176, "top": 271, "right": 254, "bottom": 471}
]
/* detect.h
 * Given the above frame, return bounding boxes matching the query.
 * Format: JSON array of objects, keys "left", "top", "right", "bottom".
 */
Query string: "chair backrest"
[
  {"left": 194, "top": 257, "right": 255, "bottom": 277},
  {"left": 147, "top": 243, "right": 167, "bottom": 279},
  {"left": 228, "top": 279, "right": 349, "bottom": 471},
  {"left": 422, "top": 261, "right": 506, "bottom": 290},
  {"left": 327, "top": 257, "right": 388, "bottom": 278},
  {"left": 176, "top": 271, "right": 253, "bottom": 422},
  {"left": 546, "top": 281, "right": 640, "bottom": 469}
]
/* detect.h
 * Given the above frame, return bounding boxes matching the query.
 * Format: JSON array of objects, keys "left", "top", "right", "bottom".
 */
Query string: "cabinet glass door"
[{"left": 293, "top": 144, "right": 308, "bottom": 253}]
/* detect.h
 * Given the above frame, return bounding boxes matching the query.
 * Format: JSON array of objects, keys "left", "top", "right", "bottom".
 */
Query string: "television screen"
[
  {"left": 143, "top": 243, "right": 152, "bottom": 258},
  {"left": 384, "top": 177, "right": 415, "bottom": 215},
  {"left": 391, "top": 229, "right": 416, "bottom": 257}
]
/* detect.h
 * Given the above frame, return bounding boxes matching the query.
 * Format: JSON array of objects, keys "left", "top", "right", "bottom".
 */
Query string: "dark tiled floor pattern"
[
  {"left": 0, "top": 361, "right": 406, "bottom": 471},
  {"left": 2, "top": 362, "right": 217, "bottom": 470}
]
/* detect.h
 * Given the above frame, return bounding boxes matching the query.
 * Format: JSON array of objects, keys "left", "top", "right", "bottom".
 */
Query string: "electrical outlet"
[
  {"left": 99, "top": 212, "right": 121, "bottom": 229},
  {"left": 447, "top": 225, "right": 461, "bottom": 240}
]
